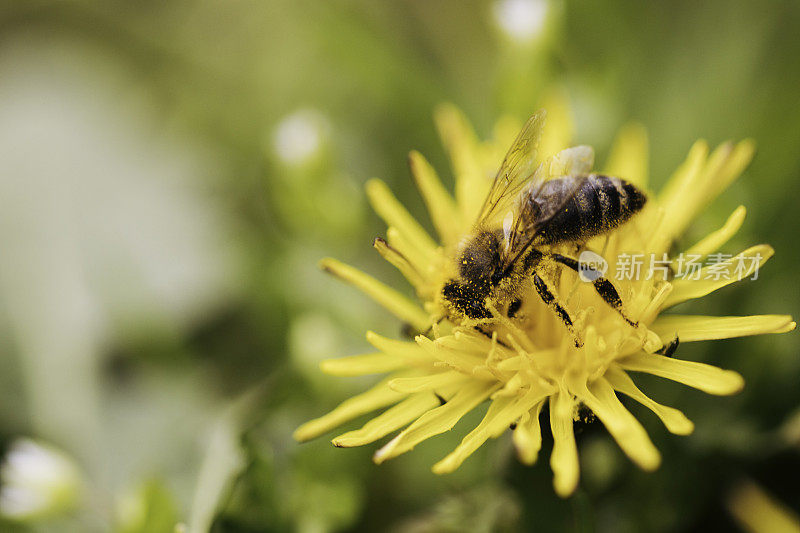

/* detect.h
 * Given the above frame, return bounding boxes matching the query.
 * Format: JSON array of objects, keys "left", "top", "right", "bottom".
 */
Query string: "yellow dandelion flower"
[{"left": 294, "top": 99, "right": 795, "bottom": 497}]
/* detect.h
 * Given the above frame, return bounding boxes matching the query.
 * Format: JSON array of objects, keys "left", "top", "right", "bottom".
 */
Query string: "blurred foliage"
[
  {"left": 116, "top": 479, "right": 179, "bottom": 533},
  {"left": 0, "top": 0, "right": 798, "bottom": 531}
]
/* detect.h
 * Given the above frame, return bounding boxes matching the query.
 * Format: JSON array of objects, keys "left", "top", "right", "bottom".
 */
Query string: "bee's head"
[
  {"left": 441, "top": 279, "right": 491, "bottom": 319},
  {"left": 441, "top": 231, "right": 506, "bottom": 320},
  {"left": 458, "top": 230, "right": 503, "bottom": 285}
]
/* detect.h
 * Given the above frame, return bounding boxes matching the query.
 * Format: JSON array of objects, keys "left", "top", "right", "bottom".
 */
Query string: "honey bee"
[{"left": 441, "top": 111, "right": 647, "bottom": 345}]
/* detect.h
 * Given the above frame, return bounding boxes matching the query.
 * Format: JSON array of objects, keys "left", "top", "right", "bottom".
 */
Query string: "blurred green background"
[{"left": 0, "top": 1, "right": 798, "bottom": 531}]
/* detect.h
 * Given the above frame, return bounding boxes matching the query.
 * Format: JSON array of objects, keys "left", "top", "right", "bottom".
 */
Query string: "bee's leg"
[
  {"left": 533, "top": 273, "right": 583, "bottom": 347},
  {"left": 474, "top": 325, "right": 492, "bottom": 339},
  {"left": 549, "top": 253, "right": 638, "bottom": 327},
  {"left": 401, "top": 322, "right": 419, "bottom": 339},
  {"left": 402, "top": 315, "right": 442, "bottom": 338},
  {"left": 655, "top": 335, "right": 680, "bottom": 357}
]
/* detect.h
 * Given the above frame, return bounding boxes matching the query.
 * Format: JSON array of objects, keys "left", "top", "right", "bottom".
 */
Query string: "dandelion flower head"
[{"left": 294, "top": 98, "right": 795, "bottom": 496}]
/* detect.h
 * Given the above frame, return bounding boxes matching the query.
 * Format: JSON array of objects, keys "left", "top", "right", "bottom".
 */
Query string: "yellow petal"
[
  {"left": 547, "top": 146, "right": 594, "bottom": 177},
  {"left": 650, "top": 141, "right": 708, "bottom": 252},
  {"left": 657, "top": 140, "right": 708, "bottom": 210},
  {"left": 365, "top": 179, "right": 437, "bottom": 258},
  {"left": 388, "top": 371, "right": 467, "bottom": 394},
  {"left": 619, "top": 352, "right": 744, "bottom": 396},
  {"left": 373, "top": 237, "right": 425, "bottom": 289},
  {"left": 605, "top": 365, "right": 694, "bottom": 435},
  {"left": 577, "top": 378, "right": 661, "bottom": 471},
  {"left": 537, "top": 86, "right": 573, "bottom": 160},
  {"left": 417, "top": 335, "right": 485, "bottom": 374},
  {"left": 513, "top": 402, "right": 544, "bottom": 465},
  {"left": 651, "top": 314, "right": 796, "bottom": 342},
  {"left": 332, "top": 392, "right": 441, "bottom": 447},
  {"left": 638, "top": 281, "right": 674, "bottom": 324},
  {"left": 434, "top": 103, "right": 479, "bottom": 176},
  {"left": 704, "top": 139, "right": 756, "bottom": 204},
  {"left": 664, "top": 245, "right": 773, "bottom": 309},
  {"left": 657, "top": 140, "right": 754, "bottom": 243},
  {"left": 550, "top": 390, "right": 579, "bottom": 498},
  {"left": 293, "top": 375, "right": 408, "bottom": 442},
  {"left": 408, "top": 150, "right": 461, "bottom": 244},
  {"left": 432, "top": 396, "right": 514, "bottom": 474},
  {"left": 433, "top": 387, "right": 550, "bottom": 473},
  {"left": 684, "top": 205, "right": 747, "bottom": 258},
  {"left": 434, "top": 104, "right": 484, "bottom": 220},
  {"left": 727, "top": 481, "right": 800, "bottom": 533},
  {"left": 496, "top": 354, "right": 525, "bottom": 372},
  {"left": 603, "top": 122, "right": 649, "bottom": 188},
  {"left": 320, "top": 258, "right": 430, "bottom": 332},
  {"left": 373, "top": 380, "right": 499, "bottom": 464},
  {"left": 385, "top": 226, "right": 431, "bottom": 276},
  {"left": 658, "top": 140, "right": 708, "bottom": 200},
  {"left": 492, "top": 115, "right": 523, "bottom": 156},
  {"left": 437, "top": 329, "right": 493, "bottom": 352},
  {"left": 366, "top": 331, "right": 430, "bottom": 362},
  {"left": 321, "top": 352, "right": 406, "bottom": 377}
]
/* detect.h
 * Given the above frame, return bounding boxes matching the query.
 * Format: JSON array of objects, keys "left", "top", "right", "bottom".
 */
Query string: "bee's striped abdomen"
[{"left": 533, "top": 174, "right": 646, "bottom": 245}]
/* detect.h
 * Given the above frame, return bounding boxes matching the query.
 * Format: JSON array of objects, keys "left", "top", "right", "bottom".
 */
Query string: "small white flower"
[
  {"left": 273, "top": 109, "right": 329, "bottom": 165},
  {"left": 0, "top": 438, "right": 82, "bottom": 520},
  {"left": 493, "top": 0, "right": 549, "bottom": 43}
]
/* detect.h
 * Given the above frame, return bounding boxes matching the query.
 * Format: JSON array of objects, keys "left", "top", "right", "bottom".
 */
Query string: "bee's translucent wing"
[
  {"left": 548, "top": 145, "right": 594, "bottom": 177},
  {"left": 476, "top": 111, "right": 547, "bottom": 227},
  {"left": 502, "top": 176, "right": 588, "bottom": 266},
  {"left": 503, "top": 146, "right": 596, "bottom": 259}
]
